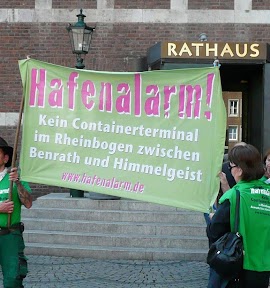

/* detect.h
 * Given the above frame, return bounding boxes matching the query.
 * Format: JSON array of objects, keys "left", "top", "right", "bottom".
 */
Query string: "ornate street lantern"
[{"left": 66, "top": 9, "right": 95, "bottom": 69}]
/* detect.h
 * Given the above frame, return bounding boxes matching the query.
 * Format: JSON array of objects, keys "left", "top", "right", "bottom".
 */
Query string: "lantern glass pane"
[
  {"left": 68, "top": 31, "right": 75, "bottom": 52},
  {"left": 82, "top": 30, "right": 92, "bottom": 52},
  {"left": 72, "top": 28, "right": 84, "bottom": 53}
]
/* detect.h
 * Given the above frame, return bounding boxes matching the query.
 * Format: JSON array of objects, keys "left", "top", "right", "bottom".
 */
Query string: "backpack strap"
[{"left": 234, "top": 189, "right": 240, "bottom": 232}]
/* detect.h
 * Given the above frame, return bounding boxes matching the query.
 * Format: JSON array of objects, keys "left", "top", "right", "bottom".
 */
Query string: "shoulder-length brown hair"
[
  {"left": 228, "top": 144, "right": 264, "bottom": 181},
  {"left": 263, "top": 148, "right": 270, "bottom": 164}
]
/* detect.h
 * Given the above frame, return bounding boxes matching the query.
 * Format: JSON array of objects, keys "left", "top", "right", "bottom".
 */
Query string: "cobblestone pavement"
[{"left": 0, "top": 256, "right": 209, "bottom": 288}]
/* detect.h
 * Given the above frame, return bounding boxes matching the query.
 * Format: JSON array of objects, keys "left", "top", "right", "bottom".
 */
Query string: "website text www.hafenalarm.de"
[{"left": 61, "top": 172, "right": 145, "bottom": 194}]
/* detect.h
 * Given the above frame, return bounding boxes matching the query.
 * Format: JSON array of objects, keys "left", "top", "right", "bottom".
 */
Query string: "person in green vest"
[
  {"left": 0, "top": 137, "right": 32, "bottom": 288},
  {"left": 207, "top": 144, "right": 270, "bottom": 288}
]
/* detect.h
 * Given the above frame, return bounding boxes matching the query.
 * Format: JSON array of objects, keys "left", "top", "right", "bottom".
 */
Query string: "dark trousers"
[
  {"left": 0, "top": 231, "right": 27, "bottom": 288},
  {"left": 239, "top": 270, "right": 270, "bottom": 288},
  {"left": 207, "top": 267, "right": 223, "bottom": 288},
  {"left": 208, "top": 269, "right": 270, "bottom": 288}
]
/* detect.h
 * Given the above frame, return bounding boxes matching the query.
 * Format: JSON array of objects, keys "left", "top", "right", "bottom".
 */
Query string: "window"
[
  {"left": 228, "top": 100, "right": 239, "bottom": 116},
  {"left": 228, "top": 125, "right": 238, "bottom": 141}
]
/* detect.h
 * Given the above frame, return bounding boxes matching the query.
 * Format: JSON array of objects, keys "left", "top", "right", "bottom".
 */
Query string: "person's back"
[
  {"left": 208, "top": 144, "right": 270, "bottom": 288},
  {"left": 241, "top": 185, "right": 270, "bottom": 271},
  {"left": 221, "top": 180, "right": 270, "bottom": 272}
]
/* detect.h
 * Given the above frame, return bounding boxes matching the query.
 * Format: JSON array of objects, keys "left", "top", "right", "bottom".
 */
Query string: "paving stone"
[{"left": 0, "top": 255, "right": 210, "bottom": 287}]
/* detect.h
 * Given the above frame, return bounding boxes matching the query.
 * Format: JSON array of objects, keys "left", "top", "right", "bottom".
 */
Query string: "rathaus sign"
[{"left": 161, "top": 41, "right": 269, "bottom": 61}]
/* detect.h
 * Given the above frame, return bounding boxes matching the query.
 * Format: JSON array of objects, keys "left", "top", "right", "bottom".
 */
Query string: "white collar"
[{"left": 0, "top": 168, "right": 8, "bottom": 182}]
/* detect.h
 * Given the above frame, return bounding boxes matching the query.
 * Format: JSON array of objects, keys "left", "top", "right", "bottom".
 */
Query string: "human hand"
[
  {"left": 0, "top": 200, "right": 14, "bottom": 213},
  {"left": 8, "top": 167, "right": 19, "bottom": 183},
  {"left": 218, "top": 171, "right": 230, "bottom": 193},
  {"left": 218, "top": 171, "right": 228, "bottom": 185}
]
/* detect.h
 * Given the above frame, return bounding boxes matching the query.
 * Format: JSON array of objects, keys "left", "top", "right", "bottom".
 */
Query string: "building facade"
[{"left": 1, "top": 0, "right": 270, "bottom": 196}]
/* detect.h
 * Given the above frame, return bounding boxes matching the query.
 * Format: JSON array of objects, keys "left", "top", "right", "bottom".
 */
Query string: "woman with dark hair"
[{"left": 207, "top": 144, "right": 270, "bottom": 288}]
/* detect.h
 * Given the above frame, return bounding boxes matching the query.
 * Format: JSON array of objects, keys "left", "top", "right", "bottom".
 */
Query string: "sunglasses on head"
[{"left": 228, "top": 163, "right": 238, "bottom": 171}]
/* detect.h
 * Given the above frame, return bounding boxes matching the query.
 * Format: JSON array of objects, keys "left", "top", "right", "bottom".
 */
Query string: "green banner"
[{"left": 19, "top": 59, "right": 226, "bottom": 212}]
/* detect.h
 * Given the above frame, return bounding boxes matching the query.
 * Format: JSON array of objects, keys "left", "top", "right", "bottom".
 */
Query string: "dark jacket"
[{"left": 206, "top": 200, "right": 230, "bottom": 245}]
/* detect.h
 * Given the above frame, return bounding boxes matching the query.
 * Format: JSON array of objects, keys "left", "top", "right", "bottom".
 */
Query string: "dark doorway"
[{"left": 220, "top": 64, "right": 263, "bottom": 151}]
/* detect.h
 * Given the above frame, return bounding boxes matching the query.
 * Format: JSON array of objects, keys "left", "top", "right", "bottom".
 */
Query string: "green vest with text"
[
  {"left": 219, "top": 179, "right": 270, "bottom": 271},
  {"left": 0, "top": 174, "right": 31, "bottom": 227}
]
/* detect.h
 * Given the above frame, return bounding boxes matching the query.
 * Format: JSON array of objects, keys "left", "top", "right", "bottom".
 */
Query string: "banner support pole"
[{"left": 7, "top": 94, "right": 25, "bottom": 228}]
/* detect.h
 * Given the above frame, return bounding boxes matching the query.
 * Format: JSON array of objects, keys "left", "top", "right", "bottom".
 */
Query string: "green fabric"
[
  {"left": 0, "top": 231, "right": 27, "bottom": 288},
  {"left": 219, "top": 180, "right": 270, "bottom": 271},
  {"left": 0, "top": 174, "right": 31, "bottom": 227},
  {"left": 260, "top": 175, "right": 270, "bottom": 184}
]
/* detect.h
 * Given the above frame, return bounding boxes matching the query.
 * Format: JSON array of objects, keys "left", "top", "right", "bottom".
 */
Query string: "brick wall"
[
  {"left": 252, "top": 0, "right": 270, "bottom": 10},
  {"left": 52, "top": 0, "right": 97, "bottom": 9},
  {"left": 0, "top": 0, "right": 35, "bottom": 8},
  {"left": 188, "top": 0, "right": 234, "bottom": 9},
  {"left": 1, "top": 22, "right": 270, "bottom": 115},
  {"left": 114, "top": 0, "right": 170, "bottom": 9}
]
